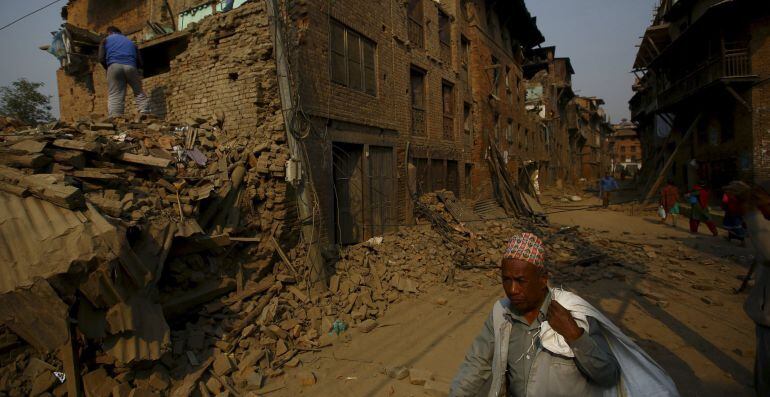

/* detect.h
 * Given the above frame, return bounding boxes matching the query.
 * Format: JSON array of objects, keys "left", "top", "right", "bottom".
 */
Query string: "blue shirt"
[
  {"left": 104, "top": 34, "right": 138, "bottom": 68},
  {"left": 599, "top": 177, "right": 619, "bottom": 193}
]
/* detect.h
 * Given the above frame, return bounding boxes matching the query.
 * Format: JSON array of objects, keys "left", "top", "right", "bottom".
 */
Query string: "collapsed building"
[
  {"left": 0, "top": 0, "right": 617, "bottom": 395},
  {"left": 55, "top": 0, "right": 547, "bottom": 249},
  {"left": 523, "top": 46, "right": 576, "bottom": 186},
  {"left": 631, "top": 0, "right": 770, "bottom": 197},
  {"left": 523, "top": 47, "right": 614, "bottom": 187}
]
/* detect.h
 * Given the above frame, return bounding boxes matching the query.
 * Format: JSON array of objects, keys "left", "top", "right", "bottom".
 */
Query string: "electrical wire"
[{"left": 0, "top": 0, "right": 64, "bottom": 32}]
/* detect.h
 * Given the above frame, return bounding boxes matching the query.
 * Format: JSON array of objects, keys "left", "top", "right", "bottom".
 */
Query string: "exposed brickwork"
[
  {"left": 59, "top": 1, "right": 298, "bottom": 254},
  {"left": 751, "top": 15, "right": 770, "bottom": 184},
  {"left": 57, "top": 0, "right": 546, "bottom": 248}
]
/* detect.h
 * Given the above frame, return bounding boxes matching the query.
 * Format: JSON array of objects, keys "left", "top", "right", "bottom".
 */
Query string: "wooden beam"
[
  {"left": 725, "top": 85, "right": 752, "bottom": 113},
  {"left": 0, "top": 152, "right": 51, "bottom": 169},
  {"left": 656, "top": 113, "right": 674, "bottom": 129},
  {"left": 58, "top": 330, "right": 83, "bottom": 397},
  {"left": 643, "top": 113, "right": 703, "bottom": 205},
  {"left": 117, "top": 152, "right": 172, "bottom": 168},
  {"left": 646, "top": 36, "right": 661, "bottom": 56},
  {"left": 53, "top": 139, "right": 102, "bottom": 153}
]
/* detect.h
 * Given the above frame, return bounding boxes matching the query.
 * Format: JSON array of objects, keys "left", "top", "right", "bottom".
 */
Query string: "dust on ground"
[{"left": 269, "top": 192, "right": 756, "bottom": 397}]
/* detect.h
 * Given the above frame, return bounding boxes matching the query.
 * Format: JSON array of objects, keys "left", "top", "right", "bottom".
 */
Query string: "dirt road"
[{"left": 268, "top": 196, "right": 757, "bottom": 397}]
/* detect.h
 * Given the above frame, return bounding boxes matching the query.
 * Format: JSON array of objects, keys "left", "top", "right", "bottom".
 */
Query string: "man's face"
[{"left": 501, "top": 258, "right": 549, "bottom": 314}]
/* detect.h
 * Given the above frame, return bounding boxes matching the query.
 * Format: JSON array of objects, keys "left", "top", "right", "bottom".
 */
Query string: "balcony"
[
  {"left": 657, "top": 49, "right": 756, "bottom": 110},
  {"left": 412, "top": 108, "right": 426, "bottom": 136},
  {"left": 443, "top": 115, "right": 454, "bottom": 140},
  {"left": 408, "top": 18, "right": 424, "bottom": 49}
]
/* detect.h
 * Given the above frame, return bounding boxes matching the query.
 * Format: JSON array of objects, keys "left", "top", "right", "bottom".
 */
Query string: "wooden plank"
[
  {"left": 52, "top": 139, "right": 102, "bottom": 153},
  {"left": 0, "top": 181, "right": 29, "bottom": 197},
  {"left": 58, "top": 331, "right": 83, "bottom": 397},
  {"left": 45, "top": 148, "right": 86, "bottom": 169},
  {"left": 117, "top": 152, "right": 171, "bottom": 168},
  {"left": 0, "top": 166, "right": 85, "bottom": 209},
  {"left": 73, "top": 170, "right": 121, "bottom": 180},
  {"left": 725, "top": 85, "right": 752, "bottom": 113},
  {"left": 9, "top": 139, "right": 47, "bottom": 153},
  {"left": 643, "top": 113, "right": 703, "bottom": 205},
  {"left": 0, "top": 152, "right": 51, "bottom": 169}
]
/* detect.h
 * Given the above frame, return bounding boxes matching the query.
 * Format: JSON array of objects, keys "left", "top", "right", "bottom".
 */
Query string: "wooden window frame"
[
  {"left": 442, "top": 80, "right": 455, "bottom": 140},
  {"left": 410, "top": 66, "right": 427, "bottom": 136},
  {"left": 330, "top": 19, "right": 377, "bottom": 96}
]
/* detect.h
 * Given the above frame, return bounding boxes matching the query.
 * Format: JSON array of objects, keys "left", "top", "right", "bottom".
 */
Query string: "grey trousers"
[
  {"left": 758, "top": 325, "right": 770, "bottom": 396},
  {"left": 107, "top": 63, "right": 149, "bottom": 117}
]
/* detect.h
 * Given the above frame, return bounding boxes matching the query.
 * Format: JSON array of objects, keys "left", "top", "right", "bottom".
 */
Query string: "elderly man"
[
  {"left": 450, "top": 233, "right": 678, "bottom": 397},
  {"left": 744, "top": 182, "right": 770, "bottom": 396}
]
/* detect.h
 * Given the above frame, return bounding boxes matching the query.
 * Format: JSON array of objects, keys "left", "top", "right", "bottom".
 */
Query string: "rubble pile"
[
  {"left": 0, "top": 115, "right": 292, "bottom": 232},
  {"left": 0, "top": 112, "right": 298, "bottom": 396},
  {"left": 0, "top": 116, "right": 27, "bottom": 134}
]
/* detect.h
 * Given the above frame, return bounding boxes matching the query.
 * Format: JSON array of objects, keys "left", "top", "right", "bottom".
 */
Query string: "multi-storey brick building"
[
  {"left": 524, "top": 46, "right": 576, "bottom": 187},
  {"left": 572, "top": 96, "right": 612, "bottom": 182},
  {"left": 54, "top": 0, "right": 544, "bottom": 253},
  {"left": 609, "top": 120, "right": 642, "bottom": 178},
  {"left": 631, "top": 0, "right": 770, "bottom": 193}
]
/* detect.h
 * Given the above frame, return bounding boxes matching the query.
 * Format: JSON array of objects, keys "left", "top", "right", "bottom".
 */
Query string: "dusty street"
[{"left": 269, "top": 195, "right": 757, "bottom": 397}]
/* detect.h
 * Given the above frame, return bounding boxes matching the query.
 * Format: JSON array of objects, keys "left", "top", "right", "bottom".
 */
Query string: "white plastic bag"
[{"left": 658, "top": 205, "right": 667, "bottom": 220}]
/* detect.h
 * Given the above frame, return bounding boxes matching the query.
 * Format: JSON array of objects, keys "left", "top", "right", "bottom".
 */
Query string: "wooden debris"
[
  {"left": 117, "top": 152, "right": 172, "bottom": 168},
  {"left": 0, "top": 152, "right": 51, "bottom": 169},
  {"left": 9, "top": 139, "right": 47, "bottom": 153},
  {"left": 52, "top": 139, "right": 103, "bottom": 153}
]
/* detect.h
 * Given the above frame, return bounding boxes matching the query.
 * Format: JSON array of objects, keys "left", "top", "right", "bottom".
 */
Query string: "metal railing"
[{"left": 412, "top": 108, "right": 426, "bottom": 136}]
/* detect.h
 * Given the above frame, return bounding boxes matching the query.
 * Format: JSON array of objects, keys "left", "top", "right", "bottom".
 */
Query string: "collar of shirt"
[{"left": 503, "top": 291, "right": 552, "bottom": 329}]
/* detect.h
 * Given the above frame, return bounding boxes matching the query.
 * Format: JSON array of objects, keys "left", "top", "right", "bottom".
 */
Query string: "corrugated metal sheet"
[
  {"left": 102, "top": 295, "right": 170, "bottom": 364},
  {"left": 0, "top": 192, "right": 118, "bottom": 294}
]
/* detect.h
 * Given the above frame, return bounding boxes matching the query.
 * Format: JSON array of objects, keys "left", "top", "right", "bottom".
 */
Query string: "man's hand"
[{"left": 547, "top": 300, "right": 584, "bottom": 344}]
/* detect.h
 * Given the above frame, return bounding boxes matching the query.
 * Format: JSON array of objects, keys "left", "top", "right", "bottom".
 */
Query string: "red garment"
[
  {"left": 660, "top": 185, "right": 680, "bottom": 210},
  {"left": 690, "top": 219, "right": 718, "bottom": 236},
  {"left": 692, "top": 185, "right": 710, "bottom": 208},
  {"left": 722, "top": 193, "right": 745, "bottom": 216}
]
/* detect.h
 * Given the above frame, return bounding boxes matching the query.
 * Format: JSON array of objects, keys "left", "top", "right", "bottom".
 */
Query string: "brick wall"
[
  {"left": 58, "top": 1, "right": 299, "bottom": 252},
  {"left": 751, "top": 15, "right": 770, "bottom": 184},
  {"left": 58, "top": 0, "right": 546, "bottom": 250}
]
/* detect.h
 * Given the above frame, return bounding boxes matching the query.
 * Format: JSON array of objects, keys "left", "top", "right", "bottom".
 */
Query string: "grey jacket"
[
  {"left": 450, "top": 300, "right": 620, "bottom": 397},
  {"left": 745, "top": 210, "right": 770, "bottom": 327}
]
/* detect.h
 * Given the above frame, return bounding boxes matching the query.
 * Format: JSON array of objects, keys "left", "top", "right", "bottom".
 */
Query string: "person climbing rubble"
[
  {"left": 98, "top": 26, "right": 150, "bottom": 118},
  {"left": 449, "top": 233, "right": 679, "bottom": 397}
]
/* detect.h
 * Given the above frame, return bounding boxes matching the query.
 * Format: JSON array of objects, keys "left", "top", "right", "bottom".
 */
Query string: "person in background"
[
  {"left": 599, "top": 174, "right": 620, "bottom": 208},
  {"left": 687, "top": 182, "right": 718, "bottom": 236},
  {"left": 98, "top": 26, "right": 149, "bottom": 118},
  {"left": 743, "top": 181, "right": 770, "bottom": 397},
  {"left": 722, "top": 181, "right": 750, "bottom": 246},
  {"left": 223, "top": 0, "right": 235, "bottom": 11},
  {"left": 660, "top": 179, "right": 680, "bottom": 227}
]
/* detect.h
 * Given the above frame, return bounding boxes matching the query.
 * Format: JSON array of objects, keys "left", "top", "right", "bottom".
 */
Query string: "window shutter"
[
  {"left": 364, "top": 40, "right": 376, "bottom": 95},
  {"left": 331, "top": 22, "right": 347, "bottom": 85}
]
